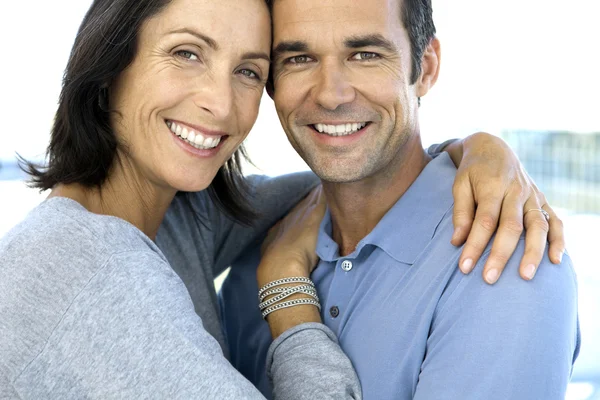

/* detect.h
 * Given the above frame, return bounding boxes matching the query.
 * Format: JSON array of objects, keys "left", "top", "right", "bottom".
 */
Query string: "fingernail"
[
  {"left": 460, "top": 258, "right": 474, "bottom": 274},
  {"left": 558, "top": 251, "right": 564, "bottom": 263},
  {"left": 523, "top": 264, "right": 536, "bottom": 280},
  {"left": 485, "top": 268, "right": 499, "bottom": 284}
]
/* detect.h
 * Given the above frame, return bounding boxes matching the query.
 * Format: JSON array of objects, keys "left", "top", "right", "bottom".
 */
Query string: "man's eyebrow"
[
  {"left": 241, "top": 52, "right": 271, "bottom": 63},
  {"left": 272, "top": 41, "right": 309, "bottom": 60},
  {"left": 168, "top": 28, "right": 219, "bottom": 50},
  {"left": 344, "top": 34, "right": 397, "bottom": 53}
]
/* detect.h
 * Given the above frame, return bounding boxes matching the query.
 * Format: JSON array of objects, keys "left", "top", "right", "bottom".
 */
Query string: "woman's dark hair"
[{"left": 21, "top": 0, "right": 257, "bottom": 224}]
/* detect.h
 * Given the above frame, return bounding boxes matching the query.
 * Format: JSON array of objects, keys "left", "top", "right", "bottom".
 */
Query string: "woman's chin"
[{"left": 168, "top": 172, "right": 217, "bottom": 194}]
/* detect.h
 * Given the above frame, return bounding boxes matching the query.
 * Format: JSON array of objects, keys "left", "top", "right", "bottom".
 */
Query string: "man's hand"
[{"left": 445, "top": 132, "right": 565, "bottom": 284}]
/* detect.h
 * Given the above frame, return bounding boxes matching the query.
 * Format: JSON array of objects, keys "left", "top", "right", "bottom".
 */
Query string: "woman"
[{"left": 0, "top": 0, "right": 562, "bottom": 398}]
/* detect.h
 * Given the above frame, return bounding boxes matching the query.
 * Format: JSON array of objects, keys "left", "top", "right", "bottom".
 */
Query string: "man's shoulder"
[
  {"left": 419, "top": 238, "right": 579, "bottom": 399},
  {"left": 436, "top": 235, "right": 578, "bottom": 322}
]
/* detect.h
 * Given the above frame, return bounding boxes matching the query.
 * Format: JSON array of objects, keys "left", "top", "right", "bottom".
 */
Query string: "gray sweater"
[{"left": 0, "top": 173, "right": 361, "bottom": 399}]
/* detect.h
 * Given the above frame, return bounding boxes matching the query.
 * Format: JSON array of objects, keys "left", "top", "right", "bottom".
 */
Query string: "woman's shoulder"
[{"left": 0, "top": 197, "right": 163, "bottom": 270}]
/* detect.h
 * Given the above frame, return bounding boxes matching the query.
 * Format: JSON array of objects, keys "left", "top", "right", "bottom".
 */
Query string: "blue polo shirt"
[{"left": 219, "top": 153, "right": 580, "bottom": 399}]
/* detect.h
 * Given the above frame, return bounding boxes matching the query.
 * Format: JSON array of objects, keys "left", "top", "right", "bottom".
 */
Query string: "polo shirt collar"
[{"left": 316, "top": 152, "right": 457, "bottom": 264}]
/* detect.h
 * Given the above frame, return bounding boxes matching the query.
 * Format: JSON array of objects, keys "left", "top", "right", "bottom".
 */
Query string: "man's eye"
[
  {"left": 286, "top": 55, "right": 313, "bottom": 64},
  {"left": 351, "top": 52, "right": 380, "bottom": 61},
  {"left": 175, "top": 50, "right": 199, "bottom": 61}
]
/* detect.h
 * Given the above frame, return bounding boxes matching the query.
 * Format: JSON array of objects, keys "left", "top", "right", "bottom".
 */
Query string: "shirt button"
[
  {"left": 341, "top": 260, "right": 353, "bottom": 271},
  {"left": 330, "top": 306, "right": 340, "bottom": 318}
]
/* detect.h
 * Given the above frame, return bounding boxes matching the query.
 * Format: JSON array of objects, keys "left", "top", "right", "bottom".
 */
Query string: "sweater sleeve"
[
  {"left": 14, "top": 250, "right": 360, "bottom": 399},
  {"left": 13, "top": 251, "right": 266, "bottom": 399},
  {"left": 426, "top": 139, "right": 459, "bottom": 157},
  {"left": 268, "top": 323, "right": 362, "bottom": 400},
  {"left": 13, "top": 251, "right": 358, "bottom": 400}
]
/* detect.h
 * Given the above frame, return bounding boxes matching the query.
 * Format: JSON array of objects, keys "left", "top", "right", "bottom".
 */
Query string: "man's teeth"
[
  {"left": 167, "top": 121, "right": 222, "bottom": 149},
  {"left": 314, "top": 122, "right": 368, "bottom": 136}
]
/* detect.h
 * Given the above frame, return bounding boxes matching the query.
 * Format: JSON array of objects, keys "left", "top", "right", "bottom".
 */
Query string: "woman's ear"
[{"left": 98, "top": 85, "right": 109, "bottom": 111}]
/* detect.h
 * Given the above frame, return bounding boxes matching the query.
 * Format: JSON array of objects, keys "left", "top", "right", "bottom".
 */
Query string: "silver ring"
[{"left": 524, "top": 208, "right": 550, "bottom": 222}]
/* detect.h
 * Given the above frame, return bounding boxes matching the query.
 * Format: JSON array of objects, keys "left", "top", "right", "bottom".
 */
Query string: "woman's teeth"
[
  {"left": 314, "top": 122, "right": 368, "bottom": 136},
  {"left": 167, "top": 121, "right": 222, "bottom": 149}
]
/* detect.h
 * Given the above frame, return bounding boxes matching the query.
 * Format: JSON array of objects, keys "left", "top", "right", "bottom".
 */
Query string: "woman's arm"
[
  {"left": 257, "top": 186, "right": 362, "bottom": 399},
  {"left": 47, "top": 249, "right": 360, "bottom": 399},
  {"left": 432, "top": 133, "right": 565, "bottom": 284}
]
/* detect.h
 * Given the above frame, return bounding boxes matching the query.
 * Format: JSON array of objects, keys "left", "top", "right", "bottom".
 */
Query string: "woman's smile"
[{"left": 166, "top": 119, "right": 229, "bottom": 158}]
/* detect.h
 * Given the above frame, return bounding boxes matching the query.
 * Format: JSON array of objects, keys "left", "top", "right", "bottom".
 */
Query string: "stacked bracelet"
[
  {"left": 259, "top": 285, "right": 319, "bottom": 310},
  {"left": 258, "top": 277, "right": 313, "bottom": 297},
  {"left": 258, "top": 277, "right": 321, "bottom": 319},
  {"left": 261, "top": 299, "right": 321, "bottom": 319}
]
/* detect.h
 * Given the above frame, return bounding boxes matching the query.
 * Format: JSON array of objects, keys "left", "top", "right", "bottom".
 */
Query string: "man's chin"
[{"left": 309, "top": 163, "right": 369, "bottom": 184}]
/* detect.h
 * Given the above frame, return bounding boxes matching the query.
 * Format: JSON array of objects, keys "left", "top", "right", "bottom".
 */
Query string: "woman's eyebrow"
[
  {"left": 241, "top": 52, "right": 271, "bottom": 63},
  {"left": 167, "top": 28, "right": 219, "bottom": 50}
]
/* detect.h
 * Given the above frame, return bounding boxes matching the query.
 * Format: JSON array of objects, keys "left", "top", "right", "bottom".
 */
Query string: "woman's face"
[{"left": 110, "top": 0, "right": 271, "bottom": 193}]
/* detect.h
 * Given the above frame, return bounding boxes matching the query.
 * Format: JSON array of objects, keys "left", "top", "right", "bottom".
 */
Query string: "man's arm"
[{"left": 413, "top": 242, "right": 580, "bottom": 400}]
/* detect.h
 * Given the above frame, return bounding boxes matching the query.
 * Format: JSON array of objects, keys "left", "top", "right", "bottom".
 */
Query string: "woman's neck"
[{"left": 48, "top": 164, "right": 176, "bottom": 241}]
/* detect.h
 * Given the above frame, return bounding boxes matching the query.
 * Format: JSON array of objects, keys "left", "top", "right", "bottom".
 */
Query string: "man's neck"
[
  {"left": 323, "top": 136, "right": 431, "bottom": 256},
  {"left": 48, "top": 160, "right": 176, "bottom": 241}
]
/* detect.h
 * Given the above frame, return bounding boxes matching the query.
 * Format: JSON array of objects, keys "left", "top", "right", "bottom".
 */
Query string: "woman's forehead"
[{"left": 146, "top": 0, "right": 271, "bottom": 49}]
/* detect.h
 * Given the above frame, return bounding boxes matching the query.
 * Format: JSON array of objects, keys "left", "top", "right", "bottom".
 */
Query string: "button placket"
[{"left": 325, "top": 256, "right": 360, "bottom": 329}]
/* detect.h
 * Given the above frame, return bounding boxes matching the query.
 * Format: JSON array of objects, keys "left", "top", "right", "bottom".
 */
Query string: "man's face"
[{"left": 271, "top": 0, "right": 436, "bottom": 183}]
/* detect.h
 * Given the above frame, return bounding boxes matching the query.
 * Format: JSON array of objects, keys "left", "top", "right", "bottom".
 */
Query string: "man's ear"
[{"left": 416, "top": 37, "right": 441, "bottom": 98}]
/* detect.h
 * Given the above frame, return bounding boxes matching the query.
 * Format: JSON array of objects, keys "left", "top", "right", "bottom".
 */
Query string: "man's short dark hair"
[
  {"left": 21, "top": 0, "right": 256, "bottom": 224},
  {"left": 402, "top": 0, "right": 436, "bottom": 84}
]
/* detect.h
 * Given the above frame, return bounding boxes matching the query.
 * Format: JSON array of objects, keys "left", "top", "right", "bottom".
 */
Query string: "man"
[{"left": 219, "top": 0, "right": 580, "bottom": 398}]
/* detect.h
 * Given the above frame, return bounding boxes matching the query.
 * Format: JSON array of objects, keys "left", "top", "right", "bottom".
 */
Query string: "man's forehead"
[{"left": 271, "top": 0, "right": 403, "bottom": 43}]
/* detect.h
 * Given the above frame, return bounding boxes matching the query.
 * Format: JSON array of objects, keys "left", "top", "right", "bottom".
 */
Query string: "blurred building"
[{"left": 502, "top": 130, "right": 600, "bottom": 214}]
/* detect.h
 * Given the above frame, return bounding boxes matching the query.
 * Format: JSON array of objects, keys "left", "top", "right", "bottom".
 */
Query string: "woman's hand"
[
  {"left": 257, "top": 186, "right": 327, "bottom": 338},
  {"left": 444, "top": 132, "right": 565, "bottom": 284},
  {"left": 259, "top": 185, "right": 326, "bottom": 279}
]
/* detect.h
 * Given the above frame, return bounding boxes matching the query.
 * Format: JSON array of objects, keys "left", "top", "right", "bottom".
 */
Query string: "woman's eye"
[
  {"left": 175, "top": 50, "right": 199, "bottom": 61},
  {"left": 238, "top": 69, "right": 260, "bottom": 80},
  {"left": 286, "top": 55, "right": 313, "bottom": 64},
  {"left": 351, "top": 52, "right": 380, "bottom": 61}
]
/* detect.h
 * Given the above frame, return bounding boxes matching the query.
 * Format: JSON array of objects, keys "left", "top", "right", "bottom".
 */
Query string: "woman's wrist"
[
  {"left": 257, "top": 256, "right": 310, "bottom": 288},
  {"left": 264, "top": 301, "right": 322, "bottom": 339},
  {"left": 257, "top": 269, "right": 323, "bottom": 339}
]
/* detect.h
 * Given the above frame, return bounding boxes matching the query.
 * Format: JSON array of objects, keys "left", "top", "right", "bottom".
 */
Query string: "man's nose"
[{"left": 312, "top": 62, "right": 356, "bottom": 111}]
